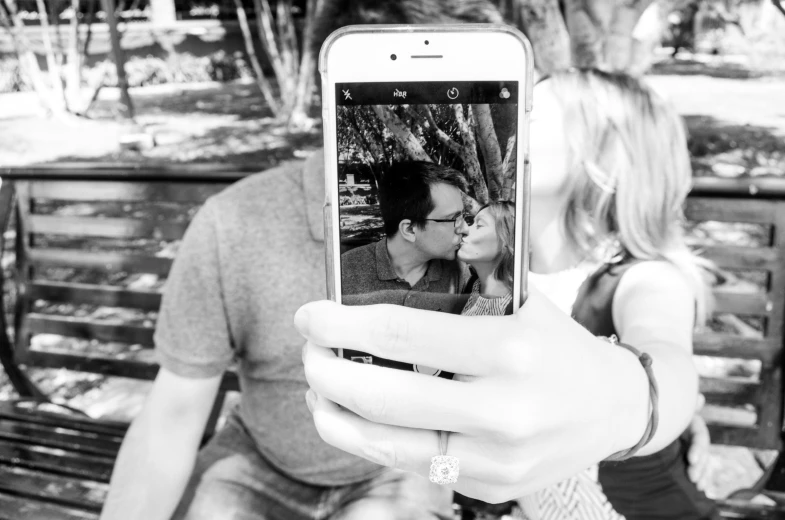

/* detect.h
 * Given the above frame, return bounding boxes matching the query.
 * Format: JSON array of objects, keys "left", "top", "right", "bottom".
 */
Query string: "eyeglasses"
[{"left": 422, "top": 212, "right": 474, "bottom": 228}]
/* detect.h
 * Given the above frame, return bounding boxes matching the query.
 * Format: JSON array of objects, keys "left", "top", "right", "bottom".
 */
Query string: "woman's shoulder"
[
  {"left": 611, "top": 259, "right": 696, "bottom": 347},
  {"left": 616, "top": 260, "right": 693, "bottom": 297}
]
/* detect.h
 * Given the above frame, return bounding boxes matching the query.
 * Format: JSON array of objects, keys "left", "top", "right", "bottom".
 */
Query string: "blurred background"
[{"left": 0, "top": 0, "right": 784, "bottom": 505}]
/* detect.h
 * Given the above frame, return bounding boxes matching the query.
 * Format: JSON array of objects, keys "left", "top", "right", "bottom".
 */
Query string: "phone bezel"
[{"left": 320, "top": 24, "right": 534, "bottom": 315}]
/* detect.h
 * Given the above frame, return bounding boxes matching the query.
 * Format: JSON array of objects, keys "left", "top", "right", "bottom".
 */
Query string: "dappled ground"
[
  {"left": 0, "top": 80, "right": 322, "bottom": 167},
  {"left": 0, "top": 62, "right": 784, "bottom": 501}
]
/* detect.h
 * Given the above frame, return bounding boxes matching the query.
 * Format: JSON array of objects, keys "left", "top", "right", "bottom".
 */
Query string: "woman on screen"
[{"left": 457, "top": 201, "right": 515, "bottom": 317}]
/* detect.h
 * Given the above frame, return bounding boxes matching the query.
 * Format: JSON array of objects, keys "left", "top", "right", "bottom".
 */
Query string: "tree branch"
[
  {"left": 773, "top": 0, "right": 785, "bottom": 19},
  {"left": 404, "top": 104, "right": 464, "bottom": 157},
  {"left": 347, "top": 108, "right": 383, "bottom": 166},
  {"left": 234, "top": 0, "right": 281, "bottom": 116},
  {"left": 514, "top": 0, "right": 572, "bottom": 73},
  {"left": 372, "top": 105, "right": 432, "bottom": 162},
  {"left": 1, "top": 0, "right": 67, "bottom": 114}
]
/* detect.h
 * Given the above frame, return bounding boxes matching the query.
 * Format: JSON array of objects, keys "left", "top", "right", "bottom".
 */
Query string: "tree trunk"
[
  {"left": 774, "top": 0, "right": 785, "bottom": 18},
  {"left": 150, "top": 0, "right": 178, "bottom": 62},
  {"left": 605, "top": 0, "right": 655, "bottom": 71},
  {"left": 453, "top": 104, "right": 489, "bottom": 204},
  {"left": 563, "top": 0, "right": 606, "bottom": 68},
  {"left": 234, "top": 0, "right": 281, "bottom": 117},
  {"left": 562, "top": 0, "right": 654, "bottom": 71},
  {"left": 627, "top": 0, "right": 669, "bottom": 76},
  {"left": 514, "top": 0, "right": 572, "bottom": 74},
  {"left": 0, "top": 0, "right": 67, "bottom": 114},
  {"left": 254, "top": 0, "right": 287, "bottom": 94},
  {"left": 501, "top": 133, "right": 517, "bottom": 200},
  {"left": 275, "top": 0, "right": 298, "bottom": 112},
  {"left": 35, "top": 0, "right": 67, "bottom": 105},
  {"left": 65, "top": 0, "right": 82, "bottom": 111},
  {"left": 407, "top": 104, "right": 464, "bottom": 158},
  {"left": 372, "top": 105, "right": 432, "bottom": 162},
  {"left": 101, "top": 0, "right": 134, "bottom": 118},
  {"left": 473, "top": 103, "right": 504, "bottom": 201},
  {"left": 287, "top": 0, "right": 320, "bottom": 130}
]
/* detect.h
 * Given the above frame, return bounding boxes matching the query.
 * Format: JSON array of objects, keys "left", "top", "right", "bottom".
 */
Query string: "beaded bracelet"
[{"left": 601, "top": 334, "right": 660, "bottom": 462}]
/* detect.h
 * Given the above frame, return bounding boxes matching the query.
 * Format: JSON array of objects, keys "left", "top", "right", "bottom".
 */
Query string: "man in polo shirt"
[{"left": 341, "top": 161, "right": 471, "bottom": 314}]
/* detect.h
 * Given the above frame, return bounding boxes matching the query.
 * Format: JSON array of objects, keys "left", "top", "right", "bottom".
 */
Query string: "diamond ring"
[{"left": 429, "top": 430, "right": 459, "bottom": 485}]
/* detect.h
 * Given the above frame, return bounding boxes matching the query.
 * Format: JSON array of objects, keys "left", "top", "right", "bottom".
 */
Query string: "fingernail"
[
  {"left": 305, "top": 389, "right": 316, "bottom": 413},
  {"left": 294, "top": 306, "right": 310, "bottom": 336}
]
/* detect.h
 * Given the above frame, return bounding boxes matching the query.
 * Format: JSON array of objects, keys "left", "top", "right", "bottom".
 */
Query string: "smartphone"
[{"left": 319, "top": 24, "right": 533, "bottom": 376}]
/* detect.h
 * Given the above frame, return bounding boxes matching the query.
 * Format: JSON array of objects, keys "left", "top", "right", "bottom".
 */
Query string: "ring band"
[{"left": 429, "top": 430, "right": 460, "bottom": 485}]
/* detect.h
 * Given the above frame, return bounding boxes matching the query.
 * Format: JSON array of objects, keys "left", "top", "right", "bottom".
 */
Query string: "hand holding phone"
[{"left": 320, "top": 25, "right": 533, "bottom": 374}]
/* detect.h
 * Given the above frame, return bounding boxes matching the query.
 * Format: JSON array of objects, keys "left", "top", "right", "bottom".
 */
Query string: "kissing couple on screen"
[{"left": 340, "top": 160, "right": 516, "bottom": 319}]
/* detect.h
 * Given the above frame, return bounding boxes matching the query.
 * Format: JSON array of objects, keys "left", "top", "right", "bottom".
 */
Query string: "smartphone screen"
[{"left": 332, "top": 80, "right": 523, "bottom": 375}]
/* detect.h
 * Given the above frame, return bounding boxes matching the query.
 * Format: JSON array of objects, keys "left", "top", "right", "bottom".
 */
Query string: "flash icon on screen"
[{"left": 343, "top": 89, "right": 352, "bottom": 100}]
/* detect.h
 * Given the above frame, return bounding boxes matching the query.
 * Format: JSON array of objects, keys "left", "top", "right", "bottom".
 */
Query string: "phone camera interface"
[
  {"left": 390, "top": 54, "right": 397, "bottom": 61},
  {"left": 334, "top": 81, "right": 521, "bottom": 375}
]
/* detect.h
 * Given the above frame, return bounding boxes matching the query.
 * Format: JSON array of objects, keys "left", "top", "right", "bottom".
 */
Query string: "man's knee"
[
  {"left": 332, "top": 497, "right": 447, "bottom": 520},
  {"left": 181, "top": 455, "right": 266, "bottom": 520}
]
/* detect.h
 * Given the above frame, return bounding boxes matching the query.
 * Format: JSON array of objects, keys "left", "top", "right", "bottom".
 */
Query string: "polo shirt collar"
[{"left": 375, "top": 238, "right": 444, "bottom": 283}]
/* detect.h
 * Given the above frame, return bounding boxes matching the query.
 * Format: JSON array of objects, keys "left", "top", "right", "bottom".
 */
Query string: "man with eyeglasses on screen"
[{"left": 341, "top": 161, "right": 472, "bottom": 314}]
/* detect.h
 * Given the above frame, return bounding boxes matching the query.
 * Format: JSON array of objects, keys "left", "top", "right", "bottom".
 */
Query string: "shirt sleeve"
[{"left": 154, "top": 198, "right": 235, "bottom": 378}]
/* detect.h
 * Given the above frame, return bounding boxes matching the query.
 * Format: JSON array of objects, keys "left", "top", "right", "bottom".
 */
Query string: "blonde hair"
[
  {"left": 478, "top": 201, "right": 515, "bottom": 291},
  {"left": 546, "top": 69, "right": 711, "bottom": 324}
]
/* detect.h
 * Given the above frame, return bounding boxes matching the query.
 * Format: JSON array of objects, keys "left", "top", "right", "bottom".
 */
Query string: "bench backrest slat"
[
  {"left": 700, "top": 377, "right": 759, "bottom": 406},
  {"left": 30, "top": 282, "right": 162, "bottom": 311},
  {"left": 28, "top": 181, "right": 231, "bottom": 203},
  {"left": 21, "top": 350, "right": 161, "bottom": 381},
  {"left": 685, "top": 197, "right": 778, "bottom": 224},
  {"left": 712, "top": 288, "right": 769, "bottom": 315},
  {"left": 28, "top": 249, "right": 174, "bottom": 275},
  {"left": 26, "top": 314, "right": 155, "bottom": 347},
  {"left": 693, "top": 333, "right": 777, "bottom": 361},
  {"left": 685, "top": 190, "right": 785, "bottom": 450},
  {"left": 29, "top": 215, "right": 190, "bottom": 242}
]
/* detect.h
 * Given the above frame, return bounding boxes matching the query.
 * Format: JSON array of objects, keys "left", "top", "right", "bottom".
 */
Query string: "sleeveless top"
[
  {"left": 571, "top": 257, "right": 719, "bottom": 520},
  {"left": 519, "top": 261, "right": 625, "bottom": 520}
]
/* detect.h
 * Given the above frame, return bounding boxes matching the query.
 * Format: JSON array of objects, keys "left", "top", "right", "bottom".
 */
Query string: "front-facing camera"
[{"left": 390, "top": 54, "right": 397, "bottom": 61}]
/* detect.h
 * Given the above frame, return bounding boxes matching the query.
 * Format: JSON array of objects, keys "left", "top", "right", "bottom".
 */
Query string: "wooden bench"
[
  {"left": 0, "top": 163, "right": 260, "bottom": 519},
  {"left": 0, "top": 164, "right": 784, "bottom": 519}
]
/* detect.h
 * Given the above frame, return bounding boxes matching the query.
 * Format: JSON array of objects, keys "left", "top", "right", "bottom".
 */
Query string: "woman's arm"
[
  {"left": 296, "top": 281, "right": 687, "bottom": 503},
  {"left": 611, "top": 261, "right": 700, "bottom": 456}
]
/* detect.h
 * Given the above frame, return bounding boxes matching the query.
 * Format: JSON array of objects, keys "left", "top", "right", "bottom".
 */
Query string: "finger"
[
  {"left": 304, "top": 342, "right": 493, "bottom": 434},
  {"left": 295, "top": 301, "right": 515, "bottom": 376},
  {"left": 306, "top": 390, "right": 514, "bottom": 487},
  {"left": 688, "top": 421, "right": 711, "bottom": 464},
  {"left": 688, "top": 462, "right": 710, "bottom": 492}
]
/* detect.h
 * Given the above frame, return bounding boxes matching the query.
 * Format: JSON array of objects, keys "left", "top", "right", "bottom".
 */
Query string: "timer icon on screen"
[{"left": 446, "top": 87, "right": 459, "bottom": 100}]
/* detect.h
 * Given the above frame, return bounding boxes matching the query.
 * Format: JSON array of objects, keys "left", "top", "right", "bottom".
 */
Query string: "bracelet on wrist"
[{"left": 601, "top": 334, "right": 659, "bottom": 462}]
